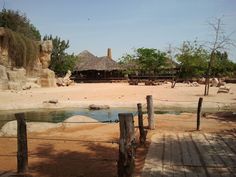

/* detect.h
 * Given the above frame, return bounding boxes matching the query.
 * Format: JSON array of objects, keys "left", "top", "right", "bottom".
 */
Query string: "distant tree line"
[{"left": 119, "top": 40, "right": 236, "bottom": 79}]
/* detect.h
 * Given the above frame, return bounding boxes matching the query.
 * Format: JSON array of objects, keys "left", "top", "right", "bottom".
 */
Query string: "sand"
[
  {"left": 0, "top": 83, "right": 235, "bottom": 111},
  {"left": 0, "top": 83, "right": 235, "bottom": 176}
]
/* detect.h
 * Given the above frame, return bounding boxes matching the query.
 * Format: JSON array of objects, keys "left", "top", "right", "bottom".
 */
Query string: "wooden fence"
[{"left": 1, "top": 95, "right": 205, "bottom": 177}]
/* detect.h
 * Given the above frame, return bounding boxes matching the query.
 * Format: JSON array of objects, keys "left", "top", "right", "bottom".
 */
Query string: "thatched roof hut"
[
  {"left": 75, "top": 49, "right": 121, "bottom": 71},
  {"left": 74, "top": 49, "right": 123, "bottom": 81}
]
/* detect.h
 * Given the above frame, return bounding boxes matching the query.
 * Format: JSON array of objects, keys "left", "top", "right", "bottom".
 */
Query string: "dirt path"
[
  {"left": 0, "top": 83, "right": 235, "bottom": 111},
  {"left": 0, "top": 112, "right": 235, "bottom": 177}
]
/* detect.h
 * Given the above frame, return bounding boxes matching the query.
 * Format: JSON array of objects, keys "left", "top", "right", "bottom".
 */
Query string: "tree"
[
  {"left": 118, "top": 54, "right": 139, "bottom": 75},
  {"left": 211, "top": 51, "right": 236, "bottom": 77},
  {"left": 43, "top": 35, "right": 77, "bottom": 76},
  {"left": 0, "top": 9, "right": 41, "bottom": 40},
  {"left": 136, "top": 48, "right": 168, "bottom": 75},
  {"left": 176, "top": 40, "right": 209, "bottom": 79},
  {"left": 204, "top": 18, "right": 235, "bottom": 96}
]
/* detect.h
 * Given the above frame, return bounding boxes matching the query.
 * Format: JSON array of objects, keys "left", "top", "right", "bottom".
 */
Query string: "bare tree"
[{"left": 204, "top": 17, "right": 235, "bottom": 96}]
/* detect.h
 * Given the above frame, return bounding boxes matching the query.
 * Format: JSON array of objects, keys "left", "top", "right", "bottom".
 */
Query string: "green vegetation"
[
  {"left": 1, "top": 28, "right": 39, "bottom": 70},
  {"left": 0, "top": 9, "right": 41, "bottom": 40},
  {"left": 43, "top": 35, "right": 78, "bottom": 76},
  {"left": 176, "top": 41, "right": 209, "bottom": 79},
  {"left": 119, "top": 48, "right": 172, "bottom": 75},
  {"left": 120, "top": 42, "right": 236, "bottom": 79}
]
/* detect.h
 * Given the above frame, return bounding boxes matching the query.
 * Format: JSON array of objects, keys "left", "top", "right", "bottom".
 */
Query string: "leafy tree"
[
  {"left": 176, "top": 41, "right": 209, "bottom": 79},
  {"left": 43, "top": 35, "right": 77, "bottom": 76},
  {"left": 136, "top": 48, "right": 168, "bottom": 75},
  {"left": 0, "top": 9, "right": 41, "bottom": 40},
  {"left": 118, "top": 54, "right": 139, "bottom": 75},
  {"left": 211, "top": 51, "right": 236, "bottom": 77}
]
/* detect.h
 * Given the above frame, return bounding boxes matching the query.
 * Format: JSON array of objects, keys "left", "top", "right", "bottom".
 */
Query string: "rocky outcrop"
[
  {"left": 0, "top": 65, "right": 8, "bottom": 90},
  {"left": 0, "top": 28, "right": 56, "bottom": 90},
  {"left": 39, "top": 69, "right": 56, "bottom": 87},
  {"left": 7, "top": 68, "right": 27, "bottom": 90},
  {"left": 56, "top": 70, "right": 74, "bottom": 86},
  {"left": 39, "top": 40, "right": 53, "bottom": 69},
  {"left": 89, "top": 104, "right": 110, "bottom": 110}
]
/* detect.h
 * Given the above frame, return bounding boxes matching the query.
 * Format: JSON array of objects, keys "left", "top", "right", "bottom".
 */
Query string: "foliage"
[
  {"left": 43, "top": 35, "right": 77, "bottom": 76},
  {"left": 2, "top": 28, "right": 39, "bottom": 70},
  {"left": 119, "top": 48, "right": 170, "bottom": 75},
  {"left": 136, "top": 48, "right": 168, "bottom": 74},
  {"left": 211, "top": 51, "right": 236, "bottom": 77},
  {"left": 118, "top": 54, "right": 138, "bottom": 75},
  {"left": 0, "top": 9, "right": 41, "bottom": 40},
  {"left": 176, "top": 41, "right": 209, "bottom": 79}
]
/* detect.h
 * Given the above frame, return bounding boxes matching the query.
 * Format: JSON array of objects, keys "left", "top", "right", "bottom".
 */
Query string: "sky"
[{"left": 1, "top": 0, "right": 236, "bottom": 61}]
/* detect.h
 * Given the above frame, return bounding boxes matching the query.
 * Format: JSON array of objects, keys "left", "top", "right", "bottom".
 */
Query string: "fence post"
[
  {"left": 137, "top": 103, "right": 146, "bottom": 145},
  {"left": 118, "top": 113, "right": 135, "bottom": 177},
  {"left": 146, "top": 95, "right": 155, "bottom": 130},
  {"left": 197, "top": 97, "right": 203, "bottom": 131},
  {"left": 15, "top": 113, "right": 28, "bottom": 174}
]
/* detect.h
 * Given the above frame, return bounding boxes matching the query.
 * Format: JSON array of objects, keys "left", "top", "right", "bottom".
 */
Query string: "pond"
[{"left": 0, "top": 107, "right": 183, "bottom": 128}]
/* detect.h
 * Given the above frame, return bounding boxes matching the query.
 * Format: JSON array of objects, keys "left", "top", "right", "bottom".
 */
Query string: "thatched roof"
[{"left": 75, "top": 50, "right": 121, "bottom": 71}]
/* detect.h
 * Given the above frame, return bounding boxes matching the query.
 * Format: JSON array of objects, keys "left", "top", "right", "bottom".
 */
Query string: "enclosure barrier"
[{"left": 0, "top": 95, "right": 213, "bottom": 176}]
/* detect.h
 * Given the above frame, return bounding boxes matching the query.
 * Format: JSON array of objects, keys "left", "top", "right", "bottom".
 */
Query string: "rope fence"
[{"left": 0, "top": 94, "right": 232, "bottom": 176}]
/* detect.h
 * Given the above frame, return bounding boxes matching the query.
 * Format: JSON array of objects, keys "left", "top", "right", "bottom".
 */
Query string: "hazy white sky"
[{"left": 2, "top": 0, "right": 236, "bottom": 61}]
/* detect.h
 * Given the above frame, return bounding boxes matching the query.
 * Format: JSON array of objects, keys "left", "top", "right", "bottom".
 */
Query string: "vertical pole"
[
  {"left": 197, "top": 97, "right": 203, "bottom": 131},
  {"left": 118, "top": 113, "right": 135, "bottom": 177},
  {"left": 137, "top": 103, "right": 146, "bottom": 144},
  {"left": 16, "top": 113, "right": 28, "bottom": 174},
  {"left": 146, "top": 95, "right": 155, "bottom": 130}
]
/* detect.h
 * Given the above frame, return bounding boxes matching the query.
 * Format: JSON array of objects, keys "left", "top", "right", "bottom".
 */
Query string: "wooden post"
[
  {"left": 197, "top": 97, "right": 203, "bottom": 131},
  {"left": 118, "top": 113, "right": 135, "bottom": 177},
  {"left": 146, "top": 95, "right": 155, "bottom": 130},
  {"left": 16, "top": 113, "right": 28, "bottom": 174},
  {"left": 137, "top": 103, "right": 146, "bottom": 144}
]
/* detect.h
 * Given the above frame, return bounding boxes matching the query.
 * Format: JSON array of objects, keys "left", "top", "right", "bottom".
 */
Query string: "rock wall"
[{"left": 0, "top": 27, "right": 56, "bottom": 90}]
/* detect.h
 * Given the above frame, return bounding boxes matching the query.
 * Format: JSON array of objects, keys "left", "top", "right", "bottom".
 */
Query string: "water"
[{"left": 0, "top": 107, "right": 182, "bottom": 128}]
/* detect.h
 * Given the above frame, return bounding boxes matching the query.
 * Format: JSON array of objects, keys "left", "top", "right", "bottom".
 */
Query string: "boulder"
[
  {"left": 39, "top": 69, "right": 56, "bottom": 87},
  {"left": 217, "top": 86, "right": 230, "bottom": 93},
  {"left": 190, "top": 82, "right": 199, "bottom": 87},
  {"left": 7, "top": 68, "right": 26, "bottom": 82},
  {"left": 211, "top": 78, "right": 219, "bottom": 87},
  {"left": 89, "top": 104, "right": 110, "bottom": 110},
  {"left": 198, "top": 77, "right": 206, "bottom": 84},
  {"left": 39, "top": 40, "right": 53, "bottom": 69},
  {"left": 0, "top": 65, "right": 8, "bottom": 90},
  {"left": 7, "top": 68, "right": 27, "bottom": 90},
  {"left": 56, "top": 70, "right": 73, "bottom": 86}
]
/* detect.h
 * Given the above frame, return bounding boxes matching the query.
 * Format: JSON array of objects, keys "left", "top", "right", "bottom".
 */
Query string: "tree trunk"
[{"left": 204, "top": 52, "right": 214, "bottom": 96}]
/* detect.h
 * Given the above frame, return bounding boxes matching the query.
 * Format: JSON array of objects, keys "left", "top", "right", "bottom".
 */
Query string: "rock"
[
  {"left": 0, "top": 65, "right": 8, "bottom": 90},
  {"left": 39, "top": 40, "right": 53, "bottom": 69},
  {"left": 43, "top": 99, "right": 58, "bottom": 104},
  {"left": 198, "top": 77, "right": 206, "bottom": 84},
  {"left": 89, "top": 104, "right": 110, "bottom": 110},
  {"left": 217, "top": 86, "right": 230, "bottom": 93},
  {"left": 39, "top": 69, "right": 56, "bottom": 87},
  {"left": 211, "top": 78, "right": 219, "bottom": 87},
  {"left": 56, "top": 70, "right": 73, "bottom": 86},
  {"left": 7, "top": 68, "right": 26, "bottom": 82},
  {"left": 190, "top": 82, "right": 199, "bottom": 87},
  {"left": 0, "top": 65, "right": 7, "bottom": 80}
]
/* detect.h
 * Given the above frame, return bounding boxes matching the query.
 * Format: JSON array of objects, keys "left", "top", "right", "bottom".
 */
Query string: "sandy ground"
[
  {"left": 0, "top": 83, "right": 235, "bottom": 176},
  {"left": 0, "top": 83, "right": 235, "bottom": 111},
  {"left": 0, "top": 113, "right": 235, "bottom": 177}
]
